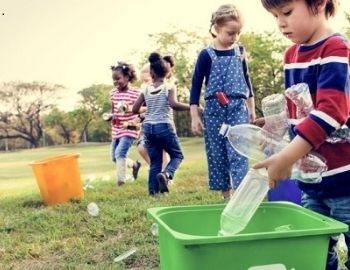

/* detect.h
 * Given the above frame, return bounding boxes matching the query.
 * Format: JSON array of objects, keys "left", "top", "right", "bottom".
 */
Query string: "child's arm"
[
  {"left": 190, "top": 104, "right": 204, "bottom": 135},
  {"left": 132, "top": 93, "right": 145, "bottom": 114},
  {"left": 253, "top": 135, "right": 312, "bottom": 188},
  {"left": 168, "top": 86, "right": 190, "bottom": 111},
  {"left": 246, "top": 96, "right": 256, "bottom": 123}
]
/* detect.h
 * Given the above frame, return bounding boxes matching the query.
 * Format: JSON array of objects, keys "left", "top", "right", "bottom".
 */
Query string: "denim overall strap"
[
  {"left": 203, "top": 46, "right": 249, "bottom": 190},
  {"left": 204, "top": 47, "right": 220, "bottom": 100}
]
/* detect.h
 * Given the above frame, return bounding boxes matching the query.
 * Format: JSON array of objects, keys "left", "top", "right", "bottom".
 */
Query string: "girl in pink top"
[{"left": 109, "top": 62, "right": 141, "bottom": 186}]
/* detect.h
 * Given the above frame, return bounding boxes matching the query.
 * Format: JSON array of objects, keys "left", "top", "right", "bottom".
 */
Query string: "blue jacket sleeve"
[
  {"left": 240, "top": 46, "right": 254, "bottom": 97},
  {"left": 189, "top": 49, "right": 211, "bottom": 105}
]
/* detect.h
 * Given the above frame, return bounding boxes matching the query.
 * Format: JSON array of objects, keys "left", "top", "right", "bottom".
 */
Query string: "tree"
[
  {"left": 240, "top": 32, "right": 287, "bottom": 116},
  {"left": 0, "top": 81, "right": 64, "bottom": 148},
  {"left": 43, "top": 108, "right": 77, "bottom": 144},
  {"left": 76, "top": 84, "right": 111, "bottom": 142}
]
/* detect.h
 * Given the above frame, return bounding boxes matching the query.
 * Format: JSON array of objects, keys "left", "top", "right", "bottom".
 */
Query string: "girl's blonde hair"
[{"left": 210, "top": 4, "right": 243, "bottom": 38}]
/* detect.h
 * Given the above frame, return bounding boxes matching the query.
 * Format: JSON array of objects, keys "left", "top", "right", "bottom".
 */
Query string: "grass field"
[
  {"left": 1, "top": 138, "right": 348, "bottom": 269},
  {"left": 0, "top": 138, "right": 224, "bottom": 269}
]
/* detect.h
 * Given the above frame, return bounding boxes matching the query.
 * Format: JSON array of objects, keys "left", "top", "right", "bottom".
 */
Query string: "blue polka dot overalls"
[{"left": 203, "top": 46, "right": 249, "bottom": 190}]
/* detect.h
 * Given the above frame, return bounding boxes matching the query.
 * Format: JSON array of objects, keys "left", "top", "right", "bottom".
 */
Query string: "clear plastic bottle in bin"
[{"left": 219, "top": 168, "right": 269, "bottom": 236}]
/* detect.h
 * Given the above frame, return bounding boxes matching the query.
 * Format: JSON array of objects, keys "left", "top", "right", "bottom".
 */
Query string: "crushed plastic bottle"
[
  {"left": 285, "top": 83, "right": 350, "bottom": 143},
  {"left": 150, "top": 223, "right": 159, "bottom": 236},
  {"left": 113, "top": 247, "right": 137, "bottom": 262},
  {"left": 83, "top": 178, "right": 94, "bottom": 190},
  {"left": 261, "top": 93, "right": 289, "bottom": 138},
  {"left": 87, "top": 202, "right": 99, "bottom": 217},
  {"left": 116, "top": 101, "right": 128, "bottom": 113},
  {"left": 285, "top": 83, "right": 313, "bottom": 118},
  {"left": 219, "top": 168, "right": 269, "bottom": 236}
]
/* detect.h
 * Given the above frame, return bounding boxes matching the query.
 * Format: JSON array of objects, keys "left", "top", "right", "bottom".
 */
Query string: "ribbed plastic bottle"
[
  {"left": 261, "top": 93, "right": 289, "bottom": 139},
  {"left": 286, "top": 83, "right": 350, "bottom": 143},
  {"left": 218, "top": 168, "right": 269, "bottom": 236}
]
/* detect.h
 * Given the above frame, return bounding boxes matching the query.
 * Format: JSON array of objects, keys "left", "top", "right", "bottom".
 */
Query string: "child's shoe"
[
  {"left": 157, "top": 172, "right": 169, "bottom": 193},
  {"left": 117, "top": 180, "right": 125, "bottom": 187},
  {"left": 132, "top": 161, "right": 141, "bottom": 180}
]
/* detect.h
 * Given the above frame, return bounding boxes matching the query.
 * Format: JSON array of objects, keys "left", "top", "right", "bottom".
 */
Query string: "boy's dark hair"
[
  {"left": 148, "top": 52, "right": 170, "bottom": 79},
  {"left": 111, "top": 62, "right": 137, "bottom": 83},
  {"left": 261, "top": 0, "right": 338, "bottom": 18}
]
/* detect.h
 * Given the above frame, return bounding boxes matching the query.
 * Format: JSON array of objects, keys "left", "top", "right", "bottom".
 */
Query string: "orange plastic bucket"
[{"left": 29, "top": 153, "right": 84, "bottom": 205}]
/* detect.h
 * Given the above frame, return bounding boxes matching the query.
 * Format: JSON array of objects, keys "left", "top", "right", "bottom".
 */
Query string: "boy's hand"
[
  {"left": 252, "top": 153, "right": 292, "bottom": 188},
  {"left": 253, "top": 117, "right": 265, "bottom": 127}
]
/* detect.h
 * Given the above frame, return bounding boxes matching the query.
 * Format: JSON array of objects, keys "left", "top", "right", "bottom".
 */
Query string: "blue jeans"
[
  {"left": 111, "top": 136, "right": 135, "bottom": 162},
  {"left": 143, "top": 123, "right": 184, "bottom": 194},
  {"left": 302, "top": 193, "right": 350, "bottom": 270}
]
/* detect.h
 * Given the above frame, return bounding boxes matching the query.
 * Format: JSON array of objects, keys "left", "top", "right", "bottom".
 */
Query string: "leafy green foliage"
[
  {"left": 344, "top": 12, "right": 350, "bottom": 39},
  {"left": 240, "top": 32, "right": 288, "bottom": 116}
]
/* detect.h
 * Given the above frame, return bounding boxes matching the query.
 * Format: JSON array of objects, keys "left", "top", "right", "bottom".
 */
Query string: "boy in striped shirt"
[{"left": 255, "top": 0, "right": 350, "bottom": 269}]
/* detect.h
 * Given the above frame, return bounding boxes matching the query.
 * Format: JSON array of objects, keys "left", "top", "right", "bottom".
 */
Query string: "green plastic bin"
[{"left": 147, "top": 202, "right": 348, "bottom": 270}]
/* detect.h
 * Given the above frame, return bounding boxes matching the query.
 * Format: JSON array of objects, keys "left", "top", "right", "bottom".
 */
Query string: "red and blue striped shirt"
[{"left": 284, "top": 33, "right": 350, "bottom": 198}]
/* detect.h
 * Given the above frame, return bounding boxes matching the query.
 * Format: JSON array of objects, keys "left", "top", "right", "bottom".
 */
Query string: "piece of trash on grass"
[
  {"left": 83, "top": 178, "right": 94, "bottom": 190},
  {"left": 150, "top": 223, "right": 159, "bottom": 236},
  {"left": 87, "top": 202, "right": 99, "bottom": 216},
  {"left": 113, "top": 247, "right": 137, "bottom": 262}
]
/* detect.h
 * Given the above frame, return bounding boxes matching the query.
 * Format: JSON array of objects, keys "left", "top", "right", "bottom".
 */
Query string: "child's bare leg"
[
  {"left": 162, "top": 151, "right": 170, "bottom": 171},
  {"left": 137, "top": 144, "right": 150, "bottom": 165}
]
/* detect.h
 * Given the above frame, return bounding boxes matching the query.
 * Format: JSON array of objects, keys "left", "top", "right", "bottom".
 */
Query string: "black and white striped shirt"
[{"left": 143, "top": 83, "right": 173, "bottom": 124}]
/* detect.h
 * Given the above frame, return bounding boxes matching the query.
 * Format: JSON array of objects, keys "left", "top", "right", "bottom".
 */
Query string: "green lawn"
[
  {"left": 1, "top": 139, "right": 347, "bottom": 269},
  {"left": 0, "top": 138, "right": 223, "bottom": 269}
]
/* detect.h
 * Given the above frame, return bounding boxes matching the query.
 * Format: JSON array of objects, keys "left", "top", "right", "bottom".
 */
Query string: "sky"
[{"left": 0, "top": 0, "right": 349, "bottom": 110}]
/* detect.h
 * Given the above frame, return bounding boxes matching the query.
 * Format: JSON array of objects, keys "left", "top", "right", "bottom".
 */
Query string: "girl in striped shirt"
[
  {"left": 132, "top": 52, "right": 191, "bottom": 195},
  {"left": 110, "top": 62, "right": 142, "bottom": 186}
]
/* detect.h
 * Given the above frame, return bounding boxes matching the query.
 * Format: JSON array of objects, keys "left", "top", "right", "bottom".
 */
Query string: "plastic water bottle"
[
  {"left": 220, "top": 123, "right": 327, "bottom": 184},
  {"left": 285, "top": 83, "right": 313, "bottom": 119},
  {"left": 219, "top": 169, "right": 269, "bottom": 236},
  {"left": 261, "top": 93, "right": 288, "bottom": 138},
  {"left": 285, "top": 83, "right": 350, "bottom": 143},
  {"left": 220, "top": 123, "right": 288, "bottom": 162},
  {"left": 87, "top": 202, "right": 99, "bottom": 217}
]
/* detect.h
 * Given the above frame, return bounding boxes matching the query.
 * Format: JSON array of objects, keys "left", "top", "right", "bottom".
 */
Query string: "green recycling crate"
[{"left": 147, "top": 202, "right": 348, "bottom": 270}]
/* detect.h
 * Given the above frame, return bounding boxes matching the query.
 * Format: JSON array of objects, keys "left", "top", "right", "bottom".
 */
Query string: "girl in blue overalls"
[{"left": 190, "top": 4, "right": 255, "bottom": 201}]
